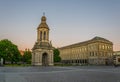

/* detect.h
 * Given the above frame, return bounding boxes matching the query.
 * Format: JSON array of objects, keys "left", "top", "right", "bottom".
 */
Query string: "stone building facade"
[
  {"left": 32, "top": 15, "right": 54, "bottom": 66},
  {"left": 113, "top": 51, "right": 120, "bottom": 66},
  {"left": 59, "top": 37, "right": 113, "bottom": 65}
]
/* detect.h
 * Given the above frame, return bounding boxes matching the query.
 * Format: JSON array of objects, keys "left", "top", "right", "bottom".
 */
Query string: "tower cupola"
[
  {"left": 41, "top": 16, "right": 46, "bottom": 22},
  {"left": 37, "top": 14, "right": 50, "bottom": 42}
]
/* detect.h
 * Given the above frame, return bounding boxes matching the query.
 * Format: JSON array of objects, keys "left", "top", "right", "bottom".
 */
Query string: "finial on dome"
[
  {"left": 43, "top": 12, "right": 45, "bottom": 16},
  {"left": 41, "top": 12, "right": 46, "bottom": 21}
]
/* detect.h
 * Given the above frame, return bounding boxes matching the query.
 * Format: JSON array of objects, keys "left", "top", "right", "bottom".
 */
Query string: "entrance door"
[{"left": 42, "top": 53, "right": 48, "bottom": 66}]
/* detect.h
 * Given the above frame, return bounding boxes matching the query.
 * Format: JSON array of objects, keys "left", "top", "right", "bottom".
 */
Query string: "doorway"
[{"left": 42, "top": 53, "right": 48, "bottom": 66}]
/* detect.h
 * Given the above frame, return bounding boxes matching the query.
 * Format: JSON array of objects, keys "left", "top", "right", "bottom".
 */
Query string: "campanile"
[{"left": 32, "top": 14, "right": 54, "bottom": 66}]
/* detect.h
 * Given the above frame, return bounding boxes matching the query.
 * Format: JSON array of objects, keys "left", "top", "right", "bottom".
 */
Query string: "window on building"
[
  {"left": 85, "top": 48, "right": 86, "bottom": 51},
  {"left": 110, "top": 46, "right": 112, "bottom": 50},
  {"left": 118, "top": 58, "right": 120, "bottom": 62},
  {"left": 90, "top": 52, "right": 91, "bottom": 56},
  {"left": 94, "top": 45, "right": 96, "bottom": 50},
  {"left": 95, "top": 52, "right": 97, "bottom": 56},
  {"left": 99, "top": 45, "right": 101, "bottom": 49},
  {"left": 105, "top": 45, "right": 107, "bottom": 50},
  {"left": 102, "top": 45, "right": 104, "bottom": 49},
  {"left": 92, "top": 52, "right": 94, "bottom": 56},
  {"left": 80, "top": 48, "right": 81, "bottom": 52}
]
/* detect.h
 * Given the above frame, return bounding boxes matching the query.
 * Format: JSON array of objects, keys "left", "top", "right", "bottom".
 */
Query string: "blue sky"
[{"left": 0, "top": 0, "right": 120, "bottom": 51}]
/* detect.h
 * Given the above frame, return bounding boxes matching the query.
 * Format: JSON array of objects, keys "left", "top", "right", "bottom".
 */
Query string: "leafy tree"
[
  {"left": 0, "top": 39, "right": 21, "bottom": 64},
  {"left": 53, "top": 49, "right": 61, "bottom": 62},
  {"left": 22, "top": 49, "right": 32, "bottom": 64}
]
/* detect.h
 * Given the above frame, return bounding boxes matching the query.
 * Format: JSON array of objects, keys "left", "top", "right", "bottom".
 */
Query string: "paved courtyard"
[{"left": 0, "top": 66, "right": 120, "bottom": 82}]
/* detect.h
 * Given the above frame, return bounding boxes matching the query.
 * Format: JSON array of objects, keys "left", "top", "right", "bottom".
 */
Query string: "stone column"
[
  {"left": 42, "top": 31, "right": 44, "bottom": 42},
  {"left": 46, "top": 31, "right": 48, "bottom": 41},
  {"left": 37, "top": 30, "right": 39, "bottom": 41},
  {"left": 47, "top": 31, "right": 49, "bottom": 41},
  {"left": 49, "top": 52, "right": 54, "bottom": 66},
  {"left": 39, "top": 53, "right": 42, "bottom": 64},
  {"left": 34, "top": 53, "right": 37, "bottom": 64}
]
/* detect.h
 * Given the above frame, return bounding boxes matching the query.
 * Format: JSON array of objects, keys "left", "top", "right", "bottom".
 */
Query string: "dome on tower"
[
  {"left": 37, "top": 15, "right": 49, "bottom": 30},
  {"left": 41, "top": 16, "right": 46, "bottom": 21}
]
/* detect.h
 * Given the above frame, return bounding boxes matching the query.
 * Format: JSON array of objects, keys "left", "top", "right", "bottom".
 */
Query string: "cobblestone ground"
[{"left": 0, "top": 66, "right": 120, "bottom": 82}]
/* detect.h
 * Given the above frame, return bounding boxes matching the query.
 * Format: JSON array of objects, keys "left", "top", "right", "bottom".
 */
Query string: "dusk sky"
[{"left": 0, "top": 0, "right": 120, "bottom": 51}]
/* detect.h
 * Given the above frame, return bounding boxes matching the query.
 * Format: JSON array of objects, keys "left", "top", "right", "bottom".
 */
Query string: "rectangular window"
[{"left": 118, "top": 58, "right": 120, "bottom": 62}]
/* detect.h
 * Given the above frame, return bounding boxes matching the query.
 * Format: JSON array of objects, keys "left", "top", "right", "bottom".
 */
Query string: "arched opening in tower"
[{"left": 42, "top": 53, "right": 48, "bottom": 66}]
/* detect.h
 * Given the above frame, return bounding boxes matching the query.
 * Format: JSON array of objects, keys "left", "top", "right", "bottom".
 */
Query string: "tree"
[
  {"left": 0, "top": 39, "right": 21, "bottom": 64},
  {"left": 22, "top": 49, "right": 32, "bottom": 64},
  {"left": 53, "top": 49, "right": 61, "bottom": 62}
]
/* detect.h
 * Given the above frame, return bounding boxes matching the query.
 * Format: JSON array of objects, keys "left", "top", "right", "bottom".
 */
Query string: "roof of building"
[
  {"left": 92, "top": 36, "right": 110, "bottom": 42},
  {"left": 59, "top": 36, "right": 113, "bottom": 49}
]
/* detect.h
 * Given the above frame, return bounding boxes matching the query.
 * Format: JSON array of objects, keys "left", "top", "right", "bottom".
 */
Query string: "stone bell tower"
[{"left": 32, "top": 14, "right": 54, "bottom": 66}]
